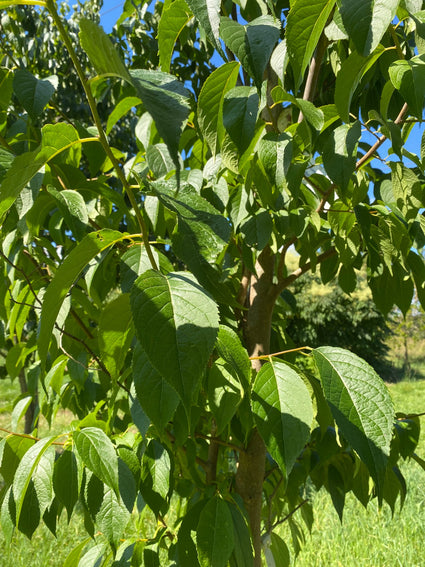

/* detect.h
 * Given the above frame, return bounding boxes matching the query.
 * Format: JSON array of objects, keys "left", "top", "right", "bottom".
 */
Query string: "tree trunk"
[{"left": 237, "top": 247, "right": 280, "bottom": 567}]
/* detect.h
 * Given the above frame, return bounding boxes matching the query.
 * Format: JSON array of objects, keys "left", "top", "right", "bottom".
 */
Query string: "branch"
[
  {"left": 46, "top": 1, "right": 159, "bottom": 272},
  {"left": 278, "top": 247, "right": 337, "bottom": 291},
  {"left": 269, "top": 499, "right": 309, "bottom": 532},
  {"left": 195, "top": 433, "right": 244, "bottom": 453},
  {"left": 355, "top": 103, "right": 408, "bottom": 170},
  {"left": 0, "top": 427, "right": 67, "bottom": 446},
  {"left": 249, "top": 346, "right": 312, "bottom": 361}
]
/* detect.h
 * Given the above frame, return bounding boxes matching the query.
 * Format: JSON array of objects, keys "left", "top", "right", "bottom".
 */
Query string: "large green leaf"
[
  {"left": 131, "top": 70, "right": 191, "bottom": 166},
  {"left": 389, "top": 55, "right": 425, "bottom": 119},
  {"left": 53, "top": 449, "right": 81, "bottom": 520},
  {"left": 208, "top": 358, "right": 243, "bottom": 434},
  {"left": 339, "top": 0, "right": 399, "bottom": 56},
  {"left": 140, "top": 440, "right": 171, "bottom": 515},
  {"left": 220, "top": 16, "right": 281, "bottom": 89},
  {"left": 130, "top": 270, "right": 219, "bottom": 410},
  {"left": 73, "top": 427, "right": 119, "bottom": 495},
  {"left": 38, "top": 229, "right": 123, "bottom": 365},
  {"left": 95, "top": 486, "right": 131, "bottom": 548},
  {"left": 335, "top": 45, "right": 386, "bottom": 122},
  {"left": 227, "top": 500, "right": 253, "bottom": 567},
  {"left": 197, "top": 62, "right": 241, "bottom": 156},
  {"left": 158, "top": 0, "right": 193, "bottom": 72},
  {"left": 252, "top": 360, "right": 313, "bottom": 476},
  {"left": 132, "top": 343, "right": 180, "bottom": 431},
  {"left": 47, "top": 188, "right": 88, "bottom": 240},
  {"left": 79, "top": 18, "right": 131, "bottom": 81},
  {"left": 215, "top": 325, "right": 251, "bottom": 390},
  {"left": 258, "top": 132, "right": 293, "bottom": 190},
  {"left": 120, "top": 244, "right": 160, "bottom": 293},
  {"left": 98, "top": 294, "right": 134, "bottom": 381},
  {"left": 196, "top": 496, "right": 234, "bottom": 567},
  {"left": 13, "top": 69, "right": 57, "bottom": 120},
  {"left": 312, "top": 347, "right": 394, "bottom": 497},
  {"left": 286, "top": 0, "right": 336, "bottom": 85},
  {"left": 12, "top": 436, "right": 58, "bottom": 528}
]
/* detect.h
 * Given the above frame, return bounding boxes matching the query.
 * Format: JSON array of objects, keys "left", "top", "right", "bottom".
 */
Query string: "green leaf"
[
  {"left": 215, "top": 325, "right": 251, "bottom": 390},
  {"left": 0, "top": 435, "right": 35, "bottom": 485},
  {"left": 312, "top": 347, "right": 394, "bottom": 498},
  {"left": 141, "top": 440, "right": 171, "bottom": 515},
  {"left": 240, "top": 209, "right": 273, "bottom": 251},
  {"left": 286, "top": 0, "right": 336, "bottom": 85},
  {"left": 146, "top": 143, "right": 176, "bottom": 178},
  {"left": 1, "top": 487, "right": 14, "bottom": 544},
  {"left": 197, "top": 62, "right": 241, "bottom": 156},
  {"left": 335, "top": 45, "right": 386, "bottom": 123},
  {"left": 131, "top": 69, "right": 191, "bottom": 167},
  {"left": 196, "top": 496, "right": 234, "bottom": 567},
  {"left": 0, "top": 67, "right": 13, "bottom": 111},
  {"left": 252, "top": 360, "right": 314, "bottom": 476},
  {"left": 227, "top": 500, "right": 254, "bottom": 567},
  {"left": 130, "top": 270, "right": 219, "bottom": 411},
  {"left": 62, "top": 538, "right": 93, "bottom": 567},
  {"left": 79, "top": 18, "right": 131, "bottom": 81},
  {"left": 389, "top": 55, "right": 425, "bottom": 119},
  {"left": 13, "top": 69, "right": 57, "bottom": 120},
  {"left": 258, "top": 132, "right": 293, "bottom": 189},
  {"left": 53, "top": 449, "right": 81, "bottom": 521},
  {"left": 223, "top": 87, "right": 259, "bottom": 156},
  {"left": 73, "top": 427, "right": 119, "bottom": 495},
  {"left": 47, "top": 188, "right": 88, "bottom": 240},
  {"left": 220, "top": 16, "right": 281, "bottom": 89},
  {"left": 120, "top": 244, "right": 160, "bottom": 293},
  {"left": 158, "top": 0, "right": 193, "bottom": 72},
  {"left": 12, "top": 436, "right": 58, "bottom": 528},
  {"left": 208, "top": 358, "right": 243, "bottom": 434},
  {"left": 38, "top": 229, "right": 123, "bottom": 366},
  {"left": 185, "top": 0, "right": 222, "bottom": 53},
  {"left": 322, "top": 122, "right": 361, "bottom": 192},
  {"left": 106, "top": 96, "right": 141, "bottom": 135},
  {"left": 95, "top": 486, "right": 131, "bottom": 548},
  {"left": 132, "top": 342, "right": 180, "bottom": 431},
  {"left": 98, "top": 294, "right": 134, "bottom": 381},
  {"left": 263, "top": 532, "right": 290, "bottom": 567},
  {"left": 339, "top": 0, "right": 399, "bottom": 56}
]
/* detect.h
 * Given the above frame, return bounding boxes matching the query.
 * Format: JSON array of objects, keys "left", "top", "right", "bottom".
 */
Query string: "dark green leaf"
[
  {"left": 13, "top": 69, "right": 57, "bottom": 120},
  {"left": 322, "top": 122, "right": 361, "bottom": 192},
  {"left": 196, "top": 496, "right": 234, "bottom": 567},
  {"left": 53, "top": 449, "right": 81, "bottom": 521}
]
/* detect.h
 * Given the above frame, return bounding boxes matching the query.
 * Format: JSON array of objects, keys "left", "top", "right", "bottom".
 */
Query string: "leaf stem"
[
  {"left": 0, "top": 427, "right": 67, "bottom": 445},
  {"left": 45, "top": 0, "right": 158, "bottom": 271}
]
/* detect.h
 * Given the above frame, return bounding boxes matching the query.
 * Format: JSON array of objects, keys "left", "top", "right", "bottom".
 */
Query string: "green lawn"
[{"left": 1, "top": 379, "right": 425, "bottom": 566}]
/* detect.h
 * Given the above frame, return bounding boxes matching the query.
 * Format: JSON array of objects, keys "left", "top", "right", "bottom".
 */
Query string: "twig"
[
  {"left": 249, "top": 346, "right": 312, "bottom": 361},
  {"left": 0, "top": 427, "right": 67, "bottom": 446},
  {"left": 195, "top": 433, "right": 244, "bottom": 454},
  {"left": 278, "top": 247, "right": 337, "bottom": 290},
  {"left": 355, "top": 103, "right": 408, "bottom": 170},
  {"left": 269, "top": 499, "right": 309, "bottom": 532}
]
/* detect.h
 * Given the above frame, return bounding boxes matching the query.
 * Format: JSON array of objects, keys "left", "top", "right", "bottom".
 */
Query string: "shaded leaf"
[{"left": 196, "top": 496, "right": 234, "bottom": 567}]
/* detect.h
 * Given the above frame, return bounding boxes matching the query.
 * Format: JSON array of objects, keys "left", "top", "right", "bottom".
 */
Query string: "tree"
[{"left": 1, "top": 0, "right": 425, "bottom": 565}]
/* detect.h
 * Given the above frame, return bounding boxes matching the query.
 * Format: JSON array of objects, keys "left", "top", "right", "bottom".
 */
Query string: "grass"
[{"left": 1, "top": 379, "right": 425, "bottom": 566}]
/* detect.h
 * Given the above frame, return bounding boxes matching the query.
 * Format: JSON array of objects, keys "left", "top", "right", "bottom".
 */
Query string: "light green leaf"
[
  {"left": 185, "top": 0, "right": 222, "bottom": 53},
  {"left": 263, "top": 532, "right": 290, "bottom": 567},
  {"left": 47, "top": 188, "right": 88, "bottom": 240},
  {"left": 286, "top": 0, "right": 336, "bottom": 85},
  {"left": 252, "top": 359, "right": 314, "bottom": 476},
  {"left": 131, "top": 69, "right": 191, "bottom": 166},
  {"left": 335, "top": 45, "right": 386, "bottom": 122},
  {"left": 98, "top": 294, "right": 134, "bottom": 381},
  {"left": 339, "top": 0, "right": 399, "bottom": 56},
  {"left": 220, "top": 16, "right": 281, "bottom": 89},
  {"left": 11, "top": 396, "right": 32, "bottom": 432},
  {"left": 223, "top": 86, "right": 259, "bottom": 156},
  {"left": 322, "top": 122, "right": 361, "bottom": 191},
  {"left": 271, "top": 86, "right": 325, "bottom": 129},
  {"left": 258, "top": 132, "right": 293, "bottom": 189},
  {"left": 0, "top": 435, "right": 35, "bottom": 485},
  {"left": 62, "top": 537, "right": 93, "bottom": 567},
  {"left": 197, "top": 62, "right": 241, "bottom": 156},
  {"left": 146, "top": 143, "right": 176, "bottom": 178},
  {"left": 141, "top": 440, "right": 171, "bottom": 515},
  {"left": 158, "top": 0, "right": 193, "bottom": 72},
  {"left": 120, "top": 244, "right": 160, "bottom": 293},
  {"left": 312, "top": 346, "right": 394, "bottom": 497},
  {"left": 38, "top": 229, "right": 123, "bottom": 365},
  {"left": 74, "top": 428, "right": 119, "bottom": 496},
  {"left": 12, "top": 436, "right": 58, "bottom": 527},
  {"left": 132, "top": 343, "right": 180, "bottom": 431},
  {"left": 130, "top": 270, "right": 219, "bottom": 410},
  {"left": 389, "top": 55, "right": 425, "bottom": 119},
  {"left": 95, "top": 486, "right": 131, "bottom": 547},
  {"left": 106, "top": 96, "right": 141, "bottom": 135},
  {"left": 196, "top": 496, "right": 234, "bottom": 567},
  {"left": 13, "top": 69, "right": 57, "bottom": 120},
  {"left": 79, "top": 18, "right": 131, "bottom": 81},
  {"left": 208, "top": 358, "right": 243, "bottom": 434}
]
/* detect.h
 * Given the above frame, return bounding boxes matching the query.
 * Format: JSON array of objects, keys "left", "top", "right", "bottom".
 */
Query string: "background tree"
[{"left": 1, "top": 1, "right": 425, "bottom": 566}]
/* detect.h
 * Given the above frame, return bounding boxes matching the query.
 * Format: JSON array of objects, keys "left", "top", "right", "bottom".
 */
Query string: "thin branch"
[
  {"left": 278, "top": 247, "right": 337, "bottom": 290},
  {"left": 249, "top": 346, "right": 312, "bottom": 361},
  {"left": 355, "top": 103, "right": 408, "bottom": 170},
  {"left": 267, "top": 475, "right": 283, "bottom": 532},
  {"left": 269, "top": 499, "right": 309, "bottom": 532},
  {"left": 0, "top": 250, "right": 42, "bottom": 306},
  {"left": 0, "top": 427, "right": 67, "bottom": 446},
  {"left": 195, "top": 433, "right": 245, "bottom": 453},
  {"left": 298, "top": 31, "right": 330, "bottom": 121},
  {"left": 45, "top": 0, "right": 158, "bottom": 272}
]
